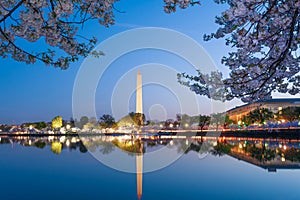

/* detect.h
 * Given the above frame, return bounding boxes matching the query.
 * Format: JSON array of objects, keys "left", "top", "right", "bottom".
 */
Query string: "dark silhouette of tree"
[
  {"left": 241, "top": 115, "right": 254, "bottom": 126},
  {"left": 184, "top": 141, "right": 203, "bottom": 154},
  {"left": 99, "top": 114, "right": 116, "bottom": 128},
  {"left": 247, "top": 108, "right": 274, "bottom": 124},
  {"left": 78, "top": 141, "right": 88, "bottom": 153},
  {"left": 283, "top": 148, "right": 300, "bottom": 162},
  {"left": 224, "top": 115, "right": 235, "bottom": 128},
  {"left": 278, "top": 107, "right": 300, "bottom": 122},
  {"left": 176, "top": 114, "right": 182, "bottom": 127},
  {"left": 129, "top": 112, "right": 145, "bottom": 126},
  {"left": 22, "top": 121, "right": 47, "bottom": 130},
  {"left": 164, "top": 119, "right": 175, "bottom": 129},
  {"left": 99, "top": 142, "right": 115, "bottom": 155},
  {"left": 69, "top": 118, "right": 75, "bottom": 127},
  {"left": 211, "top": 142, "right": 232, "bottom": 156},
  {"left": 34, "top": 140, "right": 46, "bottom": 149},
  {"left": 198, "top": 115, "right": 210, "bottom": 131},
  {"left": 248, "top": 144, "right": 276, "bottom": 162},
  {"left": 211, "top": 113, "right": 225, "bottom": 131},
  {"left": 76, "top": 116, "right": 89, "bottom": 129}
]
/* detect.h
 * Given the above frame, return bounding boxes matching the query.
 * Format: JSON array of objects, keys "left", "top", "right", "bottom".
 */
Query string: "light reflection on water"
[{"left": 1, "top": 134, "right": 300, "bottom": 200}]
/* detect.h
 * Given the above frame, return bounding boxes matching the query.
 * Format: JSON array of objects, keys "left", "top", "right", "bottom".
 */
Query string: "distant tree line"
[{"left": 241, "top": 106, "right": 300, "bottom": 126}]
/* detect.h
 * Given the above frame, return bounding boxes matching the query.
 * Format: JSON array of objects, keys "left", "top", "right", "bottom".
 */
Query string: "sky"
[{"left": 0, "top": 0, "right": 298, "bottom": 124}]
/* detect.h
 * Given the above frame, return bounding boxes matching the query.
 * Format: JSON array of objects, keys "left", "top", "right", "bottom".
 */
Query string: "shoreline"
[{"left": 1, "top": 129, "right": 300, "bottom": 139}]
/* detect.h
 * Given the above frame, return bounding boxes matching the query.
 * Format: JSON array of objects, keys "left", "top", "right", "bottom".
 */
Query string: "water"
[{"left": 0, "top": 135, "right": 300, "bottom": 200}]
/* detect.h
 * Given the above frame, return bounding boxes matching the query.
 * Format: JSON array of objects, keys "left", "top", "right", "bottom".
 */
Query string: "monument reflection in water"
[{"left": 2, "top": 134, "right": 300, "bottom": 199}]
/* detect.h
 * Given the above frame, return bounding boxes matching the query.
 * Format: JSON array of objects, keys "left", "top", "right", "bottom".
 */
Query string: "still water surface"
[{"left": 0, "top": 135, "right": 300, "bottom": 200}]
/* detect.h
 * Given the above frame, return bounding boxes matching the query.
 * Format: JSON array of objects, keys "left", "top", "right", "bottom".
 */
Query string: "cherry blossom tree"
[
  {"left": 163, "top": 0, "right": 200, "bottom": 13},
  {"left": 175, "top": 0, "right": 300, "bottom": 102},
  {"left": 1, "top": 0, "right": 299, "bottom": 103},
  {"left": 0, "top": 0, "right": 117, "bottom": 69}
]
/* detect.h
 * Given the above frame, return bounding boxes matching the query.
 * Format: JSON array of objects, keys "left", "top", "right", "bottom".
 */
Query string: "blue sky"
[{"left": 0, "top": 1, "right": 296, "bottom": 124}]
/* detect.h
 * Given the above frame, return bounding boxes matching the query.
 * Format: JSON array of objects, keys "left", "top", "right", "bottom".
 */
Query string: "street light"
[{"left": 66, "top": 124, "right": 71, "bottom": 130}]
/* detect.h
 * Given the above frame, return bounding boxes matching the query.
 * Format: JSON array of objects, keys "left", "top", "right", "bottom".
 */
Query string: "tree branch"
[{"left": 0, "top": 0, "right": 23, "bottom": 23}]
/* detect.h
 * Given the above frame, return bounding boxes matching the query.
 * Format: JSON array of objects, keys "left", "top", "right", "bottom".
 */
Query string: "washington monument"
[{"left": 136, "top": 70, "right": 143, "bottom": 114}]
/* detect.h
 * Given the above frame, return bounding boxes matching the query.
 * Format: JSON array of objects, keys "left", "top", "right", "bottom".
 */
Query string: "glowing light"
[
  {"left": 281, "top": 119, "right": 286, "bottom": 123},
  {"left": 29, "top": 140, "right": 32, "bottom": 145},
  {"left": 239, "top": 143, "right": 243, "bottom": 149},
  {"left": 169, "top": 124, "right": 174, "bottom": 128},
  {"left": 281, "top": 157, "right": 286, "bottom": 162},
  {"left": 48, "top": 136, "right": 54, "bottom": 141},
  {"left": 60, "top": 128, "right": 66, "bottom": 134},
  {"left": 238, "top": 121, "right": 242, "bottom": 125},
  {"left": 66, "top": 124, "right": 71, "bottom": 130},
  {"left": 60, "top": 136, "right": 66, "bottom": 143},
  {"left": 29, "top": 125, "right": 33, "bottom": 130},
  {"left": 283, "top": 145, "right": 287, "bottom": 150},
  {"left": 66, "top": 140, "right": 70, "bottom": 146},
  {"left": 279, "top": 144, "right": 282, "bottom": 148},
  {"left": 184, "top": 123, "right": 189, "bottom": 128},
  {"left": 71, "top": 137, "right": 77, "bottom": 143}
]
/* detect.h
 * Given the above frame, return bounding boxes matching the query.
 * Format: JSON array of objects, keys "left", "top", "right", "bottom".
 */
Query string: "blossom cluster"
[
  {"left": 177, "top": 0, "right": 300, "bottom": 102},
  {"left": 0, "top": 0, "right": 118, "bottom": 69},
  {"left": 163, "top": 0, "right": 200, "bottom": 13}
]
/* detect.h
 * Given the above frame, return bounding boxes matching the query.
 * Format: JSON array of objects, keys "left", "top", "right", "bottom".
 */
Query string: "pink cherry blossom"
[
  {"left": 176, "top": 0, "right": 300, "bottom": 102},
  {"left": 0, "top": 0, "right": 118, "bottom": 69}
]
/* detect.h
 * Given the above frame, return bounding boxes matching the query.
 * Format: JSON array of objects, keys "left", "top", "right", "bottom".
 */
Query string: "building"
[
  {"left": 227, "top": 98, "right": 300, "bottom": 122},
  {"left": 136, "top": 70, "right": 143, "bottom": 114}
]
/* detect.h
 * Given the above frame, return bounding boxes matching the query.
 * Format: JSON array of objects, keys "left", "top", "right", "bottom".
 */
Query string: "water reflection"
[
  {"left": 2, "top": 135, "right": 300, "bottom": 199},
  {"left": 0, "top": 135, "right": 88, "bottom": 154},
  {"left": 1, "top": 135, "right": 300, "bottom": 172},
  {"left": 219, "top": 137, "right": 300, "bottom": 172}
]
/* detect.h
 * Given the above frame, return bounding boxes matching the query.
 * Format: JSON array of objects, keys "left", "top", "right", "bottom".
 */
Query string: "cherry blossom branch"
[{"left": 0, "top": 0, "right": 23, "bottom": 23}]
